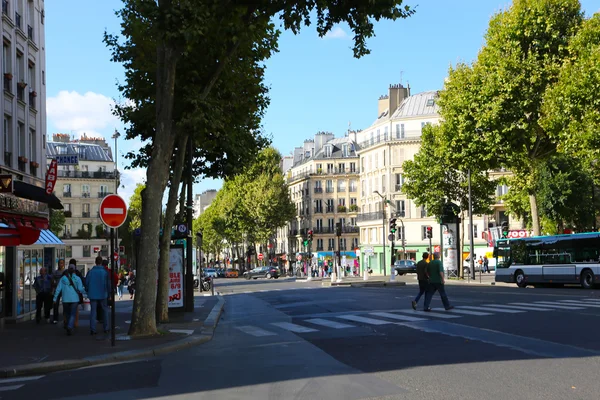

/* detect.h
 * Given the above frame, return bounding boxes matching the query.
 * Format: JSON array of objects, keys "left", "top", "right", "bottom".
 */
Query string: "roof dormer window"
[
  {"left": 324, "top": 145, "right": 332, "bottom": 157},
  {"left": 426, "top": 99, "right": 435, "bottom": 107}
]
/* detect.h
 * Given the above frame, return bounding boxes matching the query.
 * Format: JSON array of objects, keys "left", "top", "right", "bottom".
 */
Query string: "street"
[{"left": 2, "top": 277, "right": 600, "bottom": 399}]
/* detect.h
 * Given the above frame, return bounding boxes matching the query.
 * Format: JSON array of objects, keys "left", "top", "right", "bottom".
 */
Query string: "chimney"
[
  {"left": 388, "top": 83, "right": 410, "bottom": 115},
  {"left": 377, "top": 94, "right": 389, "bottom": 117}
]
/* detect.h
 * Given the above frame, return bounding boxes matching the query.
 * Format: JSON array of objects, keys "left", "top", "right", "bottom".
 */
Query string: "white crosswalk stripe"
[
  {"left": 369, "top": 312, "right": 427, "bottom": 322},
  {"left": 511, "top": 302, "right": 584, "bottom": 310},
  {"left": 482, "top": 304, "right": 553, "bottom": 311},
  {"left": 532, "top": 301, "right": 588, "bottom": 309},
  {"left": 236, "top": 325, "right": 277, "bottom": 337},
  {"left": 336, "top": 315, "right": 393, "bottom": 325},
  {"left": 271, "top": 322, "right": 318, "bottom": 333},
  {"left": 0, "top": 375, "right": 44, "bottom": 392},
  {"left": 431, "top": 308, "right": 493, "bottom": 316},
  {"left": 458, "top": 305, "right": 524, "bottom": 314},
  {"left": 559, "top": 300, "right": 600, "bottom": 308},
  {"left": 396, "top": 310, "right": 461, "bottom": 319},
  {"left": 305, "top": 318, "right": 355, "bottom": 329}
]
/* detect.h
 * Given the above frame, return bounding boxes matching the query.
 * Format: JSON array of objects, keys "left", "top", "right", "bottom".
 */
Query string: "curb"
[
  {"left": 0, "top": 295, "right": 226, "bottom": 378},
  {"left": 322, "top": 280, "right": 407, "bottom": 288}
]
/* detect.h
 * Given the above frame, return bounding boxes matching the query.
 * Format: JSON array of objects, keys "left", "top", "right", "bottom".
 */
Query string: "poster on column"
[
  {"left": 442, "top": 224, "right": 458, "bottom": 271},
  {"left": 168, "top": 246, "right": 184, "bottom": 308}
]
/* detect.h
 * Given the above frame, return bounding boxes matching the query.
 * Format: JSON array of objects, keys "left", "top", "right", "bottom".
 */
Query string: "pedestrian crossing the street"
[
  {"left": 0, "top": 375, "right": 44, "bottom": 393},
  {"left": 234, "top": 298, "right": 600, "bottom": 338}
]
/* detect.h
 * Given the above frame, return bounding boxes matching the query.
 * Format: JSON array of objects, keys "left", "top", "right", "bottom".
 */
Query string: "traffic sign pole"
[{"left": 110, "top": 228, "right": 116, "bottom": 347}]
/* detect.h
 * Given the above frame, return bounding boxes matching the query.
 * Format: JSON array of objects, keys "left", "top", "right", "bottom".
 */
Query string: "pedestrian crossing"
[
  {"left": 221, "top": 287, "right": 322, "bottom": 296},
  {"left": 0, "top": 375, "right": 44, "bottom": 392},
  {"left": 234, "top": 298, "right": 600, "bottom": 337}
]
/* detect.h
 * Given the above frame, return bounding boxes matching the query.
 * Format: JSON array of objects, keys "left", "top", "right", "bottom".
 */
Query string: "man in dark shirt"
[
  {"left": 412, "top": 252, "right": 430, "bottom": 310},
  {"left": 423, "top": 252, "right": 454, "bottom": 311}
]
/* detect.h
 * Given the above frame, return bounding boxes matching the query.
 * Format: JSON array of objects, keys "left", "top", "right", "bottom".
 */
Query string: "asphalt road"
[{"left": 3, "top": 276, "right": 600, "bottom": 400}]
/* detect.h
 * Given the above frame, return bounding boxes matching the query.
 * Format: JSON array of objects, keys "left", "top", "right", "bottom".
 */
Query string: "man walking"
[
  {"left": 86, "top": 256, "right": 111, "bottom": 335},
  {"left": 33, "top": 267, "right": 53, "bottom": 323},
  {"left": 423, "top": 252, "right": 454, "bottom": 311},
  {"left": 411, "top": 252, "right": 430, "bottom": 310}
]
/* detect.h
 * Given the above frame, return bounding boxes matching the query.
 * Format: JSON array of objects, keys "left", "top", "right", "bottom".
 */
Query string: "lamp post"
[
  {"left": 374, "top": 190, "right": 387, "bottom": 277},
  {"left": 468, "top": 169, "right": 475, "bottom": 280}
]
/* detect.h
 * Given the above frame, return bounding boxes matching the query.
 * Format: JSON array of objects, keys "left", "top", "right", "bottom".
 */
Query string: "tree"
[
  {"left": 541, "top": 13, "right": 600, "bottom": 180},
  {"left": 127, "top": 184, "right": 144, "bottom": 232},
  {"left": 107, "top": 0, "right": 415, "bottom": 337},
  {"left": 437, "top": 0, "right": 583, "bottom": 235},
  {"left": 402, "top": 124, "right": 495, "bottom": 219},
  {"left": 49, "top": 210, "right": 65, "bottom": 236}
]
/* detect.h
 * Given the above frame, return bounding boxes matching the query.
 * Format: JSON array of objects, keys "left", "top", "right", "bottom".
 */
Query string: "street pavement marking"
[
  {"left": 531, "top": 301, "right": 587, "bottom": 310},
  {"left": 511, "top": 302, "right": 584, "bottom": 310},
  {"left": 236, "top": 325, "right": 278, "bottom": 337},
  {"left": 169, "top": 329, "right": 194, "bottom": 335},
  {"left": 431, "top": 308, "right": 493, "bottom": 316},
  {"left": 369, "top": 312, "right": 427, "bottom": 322},
  {"left": 0, "top": 385, "right": 24, "bottom": 392},
  {"left": 336, "top": 315, "right": 393, "bottom": 325},
  {"left": 458, "top": 306, "right": 524, "bottom": 314},
  {"left": 0, "top": 376, "right": 44, "bottom": 384},
  {"left": 271, "top": 322, "right": 318, "bottom": 333},
  {"left": 560, "top": 300, "right": 600, "bottom": 308},
  {"left": 483, "top": 304, "right": 552, "bottom": 311},
  {"left": 304, "top": 318, "right": 355, "bottom": 329},
  {"left": 275, "top": 299, "right": 354, "bottom": 309},
  {"left": 396, "top": 310, "right": 460, "bottom": 319},
  {"left": 583, "top": 298, "right": 600, "bottom": 303}
]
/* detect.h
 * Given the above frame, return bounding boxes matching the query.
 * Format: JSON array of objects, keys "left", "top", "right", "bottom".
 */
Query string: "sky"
[{"left": 45, "top": 1, "right": 600, "bottom": 205}]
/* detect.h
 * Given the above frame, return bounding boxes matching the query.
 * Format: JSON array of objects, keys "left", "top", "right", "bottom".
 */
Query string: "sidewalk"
[{"left": 0, "top": 293, "right": 224, "bottom": 377}]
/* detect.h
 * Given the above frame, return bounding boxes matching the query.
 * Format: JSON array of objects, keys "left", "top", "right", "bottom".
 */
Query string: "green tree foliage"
[
  {"left": 541, "top": 13, "right": 600, "bottom": 178},
  {"left": 402, "top": 124, "right": 495, "bottom": 219},
  {"left": 437, "top": 0, "right": 583, "bottom": 235},
  {"left": 107, "top": 0, "right": 415, "bottom": 337},
  {"left": 49, "top": 210, "right": 65, "bottom": 236},
  {"left": 127, "top": 184, "right": 144, "bottom": 232}
]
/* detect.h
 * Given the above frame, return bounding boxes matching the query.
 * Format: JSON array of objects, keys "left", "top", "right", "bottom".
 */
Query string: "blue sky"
[{"left": 45, "top": 1, "right": 599, "bottom": 204}]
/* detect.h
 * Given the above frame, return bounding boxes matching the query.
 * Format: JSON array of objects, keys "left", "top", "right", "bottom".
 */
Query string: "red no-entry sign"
[
  {"left": 100, "top": 194, "right": 128, "bottom": 228},
  {"left": 258, "top": 253, "right": 264, "bottom": 260}
]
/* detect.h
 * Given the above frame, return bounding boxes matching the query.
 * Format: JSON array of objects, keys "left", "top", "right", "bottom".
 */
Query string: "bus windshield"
[{"left": 495, "top": 245, "right": 511, "bottom": 268}]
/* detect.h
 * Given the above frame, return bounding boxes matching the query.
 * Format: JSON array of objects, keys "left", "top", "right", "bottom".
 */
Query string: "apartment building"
[
  {"left": 47, "top": 133, "right": 118, "bottom": 274},
  {"left": 354, "top": 84, "right": 494, "bottom": 275},
  {"left": 279, "top": 133, "right": 360, "bottom": 270},
  {"left": 1, "top": 1, "right": 67, "bottom": 323},
  {"left": 193, "top": 189, "right": 217, "bottom": 218}
]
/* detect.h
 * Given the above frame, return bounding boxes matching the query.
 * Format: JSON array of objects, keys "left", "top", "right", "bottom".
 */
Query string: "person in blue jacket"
[
  {"left": 86, "top": 256, "right": 111, "bottom": 335},
  {"left": 53, "top": 264, "right": 87, "bottom": 335}
]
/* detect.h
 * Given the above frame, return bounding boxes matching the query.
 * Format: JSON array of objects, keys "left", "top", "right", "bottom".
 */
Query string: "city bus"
[{"left": 494, "top": 232, "right": 600, "bottom": 289}]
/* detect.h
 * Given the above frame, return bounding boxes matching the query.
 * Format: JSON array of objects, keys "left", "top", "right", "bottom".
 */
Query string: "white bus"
[{"left": 494, "top": 232, "right": 600, "bottom": 289}]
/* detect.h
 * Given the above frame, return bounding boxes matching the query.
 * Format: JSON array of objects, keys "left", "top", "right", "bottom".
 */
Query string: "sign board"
[
  {"left": 176, "top": 224, "right": 187, "bottom": 234},
  {"left": 168, "top": 246, "right": 184, "bottom": 308},
  {"left": 55, "top": 154, "right": 79, "bottom": 165},
  {"left": 0, "top": 174, "right": 12, "bottom": 193},
  {"left": 99, "top": 194, "right": 128, "bottom": 228},
  {"left": 363, "top": 246, "right": 374, "bottom": 256},
  {"left": 45, "top": 159, "right": 57, "bottom": 195},
  {"left": 93, "top": 246, "right": 100, "bottom": 253},
  {"left": 258, "top": 253, "right": 264, "bottom": 261}
]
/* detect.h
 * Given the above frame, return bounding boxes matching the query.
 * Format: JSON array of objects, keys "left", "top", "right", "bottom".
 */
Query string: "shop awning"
[
  {"left": 0, "top": 223, "right": 21, "bottom": 246},
  {"left": 35, "top": 229, "right": 64, "bottom": 245},
  {"left": 316, "top": 251, "right": 357, "bottom": 258},
  {"left": 0, "top": 214, "right": 49, "bottom": 245},
  {"left": 13, "top": 180, "right": 63, "bottom": 210}
]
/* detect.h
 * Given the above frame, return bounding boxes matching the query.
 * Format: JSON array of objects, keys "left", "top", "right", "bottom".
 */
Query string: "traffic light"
[
  {"left": 308, "top": 230, "right": 313, "bottom": 241},
  {"left": 303, "top": 239, "right": 309, "bottom": 247},
  {"left": 335, "top": 222, "right": 342, "bottom": 236},
  {"left": 389, "top": 218, "right": 397, "bottom": 234},
  {"left": 501, "top": 221, "right": 509, "bottom": 238},
  {"left": 426, "top": 226, "right": 433, "bottom": 239}
]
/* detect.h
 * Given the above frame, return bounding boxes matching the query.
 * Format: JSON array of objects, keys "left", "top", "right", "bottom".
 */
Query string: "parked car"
[
  {"left": 393, "top": 259, "right": 417, "bottom": 275},
  {"left": 225, "top": 268, "right": 239, "bottom": 278},
  {"left": 217, "top": 268, "right": 226, "bottom": 278},
  {"left": 243, "top": 266, "right": 280, "bottom": 280}
]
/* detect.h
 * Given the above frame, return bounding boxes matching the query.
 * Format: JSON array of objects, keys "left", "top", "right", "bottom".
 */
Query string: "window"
[
  {"left": 338, "top": 163, "right": 345, "bottom": 173},
  {"left": 82, "top": 204, "right": 90, "bottom": 218},
  {"left": 384, "top": 126, "right": 388, "bottom": 141},
  {"left": 328, "top": 238, "right": 335, "bottom": 250},
  {"left": 42, "top": 70, "right": 45, "bottom": 85},
  {"left": 397, "top": 225, "right": 406, "bottom": 240},
  {"left": 342, "top": 144, "right": 348, "bottom": 157},
  {"left": 349, "top": 180, "right": 357, "bottom": 192},
  {"left": 28, "top": 61, "right": 35, "bottom": 91},
  {"left": 400, "top": 124, "right": 405, "bottom": 138},
  {"left": 421, "top": 226, "right": 429, "bottom": 240},
  {"left": 374, "top": 154, "right": 378, "bottom": 169},
  {"left": 316, "top": 219, "right": 323, "bottom": 230},
  {"left": 63, "top": 184, "right": 71, "bottom": 193},
  {"left": 468, "top": 225, "right": 478, "bottom": 239},
  {"left": 381, "top": 175, "right": 386, "bottom": 193},
  {"left": 29, "top": 128, "right": 36, "bottom": 161},
  {"left": 81, "top": 184, "right": 90, "bottom": 197},
  {"left": 361, "top": 180, "right": 365, "bottom": 197},
  {"left": 317, "top": 239, "right": 323, "bottom": 251},
  {"left": 3, "top": 115, "right": 11, "bottom": 163},
  {"left": 352, "top": 238, "right": 359, "bottom": 249},
  {"left": 426, "top": 99, "right": 434, "bottom": 106},
  {"left": 2, "top": 42, "right": 10, "bottom": 75},
  {"left": 100, "top": 185, "right": 108, "bottom": 195},
  {"left": 326, "top": 163, "right": 334, "bottom": 173},
  {"left": 396, "top": 200, "right": 406, "bottom": 217},
  {"left": 327, "top": 218, "right": 334, "bottom": 230},
  {"left": 376, "top": 129, "right": 380, "bottom": 142},
  {"left": 64, "top": 203, "right": 71, "bottom": 212},
  {"left": 83, "top": 245, "right": 91, "bottom": 258},
  {"left": 17, "top": 122, "right": 25, "bottom": 157},
  {"left": 337, "top": 198, "right": 346, "bottom": 206},
  {"left": 350, "top": 198, "right": 357, "bottom": 206},
  {"left": 326, "top": 180, "right": 334, "bottom": 193},
  {"left": 324, "top": 145, "right": 332, "bottom": 157},
  {"left": 350, "top": 162, "right": 356, "bottom": 172},
  {"left": 66, "top": 246, "right": 72, "bottom": 258},
  {"left": 337, "top": 180, "right": 346, "bottom": 192},
  {"left": 420, "top": 206, "right": 428, "bottom": 218},
  {"left": 395, "top": 173, "right": 404, "bottom": 191}
]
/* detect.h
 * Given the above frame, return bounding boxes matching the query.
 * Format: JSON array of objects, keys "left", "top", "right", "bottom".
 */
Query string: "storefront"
[{"left": 0, "top": 179, "right": 63, "bottom": 323}]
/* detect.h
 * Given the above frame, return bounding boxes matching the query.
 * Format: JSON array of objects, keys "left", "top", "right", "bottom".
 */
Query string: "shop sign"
[
  {"left": 0, "top": 193, "right": 47, "bottom": 216},
  {"left": 45, "top": 159, "right": 58, "bottom": 195},
  {"left": 55, "top": 155, "right": 79, "bottom": 165}
]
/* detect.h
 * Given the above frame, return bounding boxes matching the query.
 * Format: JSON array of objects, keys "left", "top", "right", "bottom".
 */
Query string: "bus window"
[{"left": 496, "top": 245, "right": 511, "bottom": 268}]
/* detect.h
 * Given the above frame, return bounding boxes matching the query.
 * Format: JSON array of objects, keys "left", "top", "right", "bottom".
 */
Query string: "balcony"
[
  {"left": 82, "top": 192, "right": 91, "bottom": 198},
  {"left": 15, "top": 11, "right": 20, "bottom": 29},
  {"left": 63, "top": 191, "right": 72, "bottom": 198},
  {"left": 337, "top": 205, "right": 347, "bottom": 213},
  {"left": 313, "top": 208, "right": 323, "bottom": 214},
  {"left": 57, "top": 170, "right": 117, "bottom": 179},
  {"left": 27, "top": 25, "right": 33, "bottom": 41},
  {"left": 29, "top": 91, "right": 36, "bottom": 109},
  {"left": 98, "top": 192, "right": 112, "bottom": 198},
  {"left": 82, "top": 212, "right": 91, "bottom": 218},
  {"left": 325, "top": 207, "right": 334, "bottom": 213},
  {"left": 357, "top": 212, "right": 384, "bottom": 223},
  {"left": 357, "top": 129, "right": 423, "bottom": 151},
  {"left": 3, "top": 74, "right": 11, "bottom": 93},
  {"left": 314, "top": 187, "right": 323, "bottom": 194}
]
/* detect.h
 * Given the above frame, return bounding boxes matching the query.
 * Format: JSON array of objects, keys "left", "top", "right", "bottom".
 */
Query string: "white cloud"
[
  {"left": 46, "top": 90, "right": 120, "bottom": 133},
  {"left": 324, "top": 27, "right": 349, "bottom": 40}
]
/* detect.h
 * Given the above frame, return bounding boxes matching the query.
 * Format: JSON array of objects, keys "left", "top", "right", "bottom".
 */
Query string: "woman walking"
[
  {"left": 127, "top": 271, "right": 136, "bottom": 299},
  {"left": 117, "top": 272, "right": 126, "bottom": 300},
  {"left": 53, "top": 264, "right": 86, "bottom": 335}
]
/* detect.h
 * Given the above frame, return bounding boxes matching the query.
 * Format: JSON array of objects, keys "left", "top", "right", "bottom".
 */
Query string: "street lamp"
[{"left": 374, "top": 190, "right": 387, "bottom": 277}]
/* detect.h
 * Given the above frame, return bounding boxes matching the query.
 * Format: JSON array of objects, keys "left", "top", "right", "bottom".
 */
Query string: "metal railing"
[
  {"left": 98, "top": 192, "right": 112, "bottom": 198},
  {"left": 63, "top": 192, "right": 72, "bottom": 198},
  {"left": 314, "top": 188, "right": 323, "bottom": 194},
  {"left": 57, "top": 170, "right": 116, "bottom": 179},
  {"left": 357, "top": 130, "right": 422, "bottom": 151},
  {"left": 357, "top": 211, "right": 384, "bottom": 223},
  {"left": 82, "top": 212, "right": 90, "bottom": 218}
]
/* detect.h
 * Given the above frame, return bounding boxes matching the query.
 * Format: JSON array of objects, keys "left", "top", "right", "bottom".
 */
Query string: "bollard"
[
  {"left": 331, "top": 272, "right": 336, "bottom": 283},
  {"left": 336, "top": 265, "right": 342, "bottom": 283},
  {"left": 390, "top": 269, "right": 396, "bottom": 282},
  {"left": 363, "top": 269, "right": 369, "bottom": 281},
  {"left": 211, "top": 276, "right": 215, "bottom": 296}
]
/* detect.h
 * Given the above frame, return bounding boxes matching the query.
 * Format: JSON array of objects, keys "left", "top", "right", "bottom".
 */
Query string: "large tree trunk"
[
  {"left": 128, "top": 42, "right": 178, "bottom": 337},
  {"left": 156, "top": 134, "right": 188, "bottom": 323},
  {"left": 529, "top": 193, "right": 541, "bottom": 236}
]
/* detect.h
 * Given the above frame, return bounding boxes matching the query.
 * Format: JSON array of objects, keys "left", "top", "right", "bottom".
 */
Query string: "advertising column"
[{"left": 442, "top": 224, "right": 458, "bottom": 276}]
